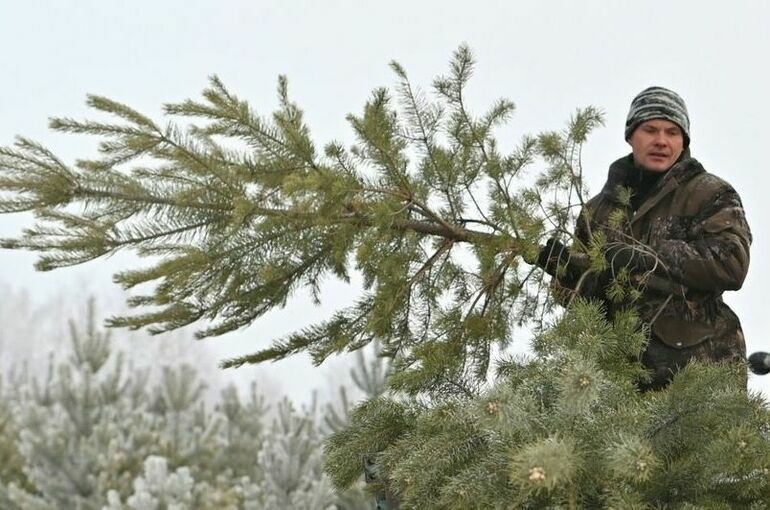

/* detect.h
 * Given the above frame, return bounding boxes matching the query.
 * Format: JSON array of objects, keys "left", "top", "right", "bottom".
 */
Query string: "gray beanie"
[{"left": 625, "top": 86, "right": 690, "bottom": 147}]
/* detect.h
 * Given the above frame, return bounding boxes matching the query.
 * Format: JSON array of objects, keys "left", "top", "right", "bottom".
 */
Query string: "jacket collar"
[{"left": 600, "top": 148, "right": 703, "bottom": 205}]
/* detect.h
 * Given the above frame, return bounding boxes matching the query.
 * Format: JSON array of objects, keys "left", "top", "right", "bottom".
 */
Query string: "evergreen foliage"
[
  {"left": 2, "top": 46, "right": 768, "bottom": 507},
  {"left": 0, "top": 45, "right": 597, "bottom": 397},
  {"left": 0, "top": 301, "right": 375, "bottom": 509},
  {"left": 0, "top": 379, "right": 31, "bottom": 498},
  {"left": 326, "top": 301, "right": 770, "bottom": 508}
]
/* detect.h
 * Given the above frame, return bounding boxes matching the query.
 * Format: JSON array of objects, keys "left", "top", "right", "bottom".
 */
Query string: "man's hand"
[
  {"left": 536, "top": 237, "right": 570, "bottom": 276},
  {"left": 604, "top": 242, "right": 658, "bottom": 276}
]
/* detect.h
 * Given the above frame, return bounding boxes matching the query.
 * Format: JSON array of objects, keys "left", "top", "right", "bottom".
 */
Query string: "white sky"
[{"left": 1, "top": 1, "right": 769, "bottom": 400}]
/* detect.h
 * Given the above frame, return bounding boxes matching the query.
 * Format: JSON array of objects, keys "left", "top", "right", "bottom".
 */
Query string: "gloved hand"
[
  {"left": 604, "top": 242, "right": 658, "bottom": 275},
  {"left": 535, "top": 237, "right": 570, "bottom": 276}
]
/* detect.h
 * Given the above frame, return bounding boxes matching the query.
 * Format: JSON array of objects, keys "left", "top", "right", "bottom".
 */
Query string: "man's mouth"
[{"left": 649, "top": 152, "right": 668, "bottom": 159}]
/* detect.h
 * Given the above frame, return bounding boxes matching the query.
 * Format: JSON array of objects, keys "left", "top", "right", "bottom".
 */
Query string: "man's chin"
[{"left": 642, "top": 159, "right": 672, "bottom": 173}]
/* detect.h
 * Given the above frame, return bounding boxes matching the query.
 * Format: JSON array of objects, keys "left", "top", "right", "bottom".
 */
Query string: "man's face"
[{"left": 628, "top": 119, "right": 685, "bottom": 173}]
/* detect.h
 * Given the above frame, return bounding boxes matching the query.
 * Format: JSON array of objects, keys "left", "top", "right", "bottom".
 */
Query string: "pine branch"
[{"left": 0, "top": 47, "right": 604, "bottom": 397}]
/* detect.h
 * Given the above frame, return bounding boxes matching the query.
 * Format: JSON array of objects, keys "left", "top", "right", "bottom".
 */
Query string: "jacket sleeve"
[{"left": 654, "top": 185, "right": 751, "bottom": 292}]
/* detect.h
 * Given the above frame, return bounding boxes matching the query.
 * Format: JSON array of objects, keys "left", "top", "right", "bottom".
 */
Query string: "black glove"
[
  {"left": 536, "top": 237, "right": 570, "bottom": 276},
  {"left": 604, "top": 242, "right": 657, "bottom": 275}
]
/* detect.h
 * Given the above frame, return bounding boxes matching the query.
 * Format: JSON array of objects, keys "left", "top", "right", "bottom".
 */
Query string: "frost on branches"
[{"left": 0, "top": 301, "right": 374, "bottom": 510}]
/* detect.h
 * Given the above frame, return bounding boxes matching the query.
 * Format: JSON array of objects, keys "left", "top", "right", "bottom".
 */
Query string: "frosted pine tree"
[
  {"left": 104, "top": 456, "right": 197, "bottom": 510},
  {"left": 0, "top": 379, "right": 32, "bottom": 510},
  {"left": 2, "top": 301, "right": 203, "bottom": 509},
  {"left": 1, "top": 300, "right": 373, "bottom": 508},
  {"left": 1, "top": 46, "right": 768, "bottom": 506},
  {"left": 7, "top": 300, "right": 151, "bottom": 509},
  {"left": 247, "top": 397, "right": 336, "bottom": 509}
]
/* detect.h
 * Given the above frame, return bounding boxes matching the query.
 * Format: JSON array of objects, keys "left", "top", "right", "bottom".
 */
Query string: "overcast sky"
[{"left": 2, "top": 1, "right": 769, "bottom": 400}]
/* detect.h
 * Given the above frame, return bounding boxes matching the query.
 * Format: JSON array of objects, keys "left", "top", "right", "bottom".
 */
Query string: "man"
[{"left": 537, "top": 86, "right": 752, "bottom": 390}]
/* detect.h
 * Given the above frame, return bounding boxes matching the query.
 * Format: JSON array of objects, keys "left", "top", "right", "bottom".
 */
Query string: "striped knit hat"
[{"left": 625, "top": 86, "right": 690, "bottom": 147}]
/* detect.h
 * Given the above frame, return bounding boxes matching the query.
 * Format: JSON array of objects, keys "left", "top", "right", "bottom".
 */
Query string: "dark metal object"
[
  {"left": 748, "top": 352, "right": 770, "bottom": 375},
  {"left": 363, "top": 454, "right": 401, "bottom": 510}
]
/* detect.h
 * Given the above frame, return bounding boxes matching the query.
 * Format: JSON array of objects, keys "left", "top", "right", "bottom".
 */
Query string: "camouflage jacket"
[{"left": 557, "top": 151, "right": 751, "bottom": 387}]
